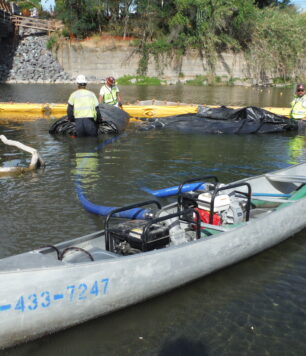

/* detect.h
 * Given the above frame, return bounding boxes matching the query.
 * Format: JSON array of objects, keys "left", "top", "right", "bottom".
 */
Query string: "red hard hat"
[
  {"left": 296, "top": 83, "right": 305, "bottom": 91},
  {"left": 106, "top": 76, "right": 115, "bottom": 86}
]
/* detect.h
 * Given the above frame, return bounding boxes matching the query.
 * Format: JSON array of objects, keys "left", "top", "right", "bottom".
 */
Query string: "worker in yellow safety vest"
[
  {"left": 67, "top": 74, "right": 102, "bottom": 137},
  {"left": 290, "top": 83, "right": 306, "bottom": 120},
  {"left": 99, "top": 76, "right": 122, "bottom": 107}
]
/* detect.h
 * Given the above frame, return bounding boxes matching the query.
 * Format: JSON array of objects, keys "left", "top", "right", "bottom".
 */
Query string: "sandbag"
[
  {"left": 49, "top": 116, "right": 76, "bottom": 136},
  {"left": 98, "top": 104, "right": 129, "bottom": 134},
  {"left": 49, "top": 104, "right": 129, "bottom": 136}
]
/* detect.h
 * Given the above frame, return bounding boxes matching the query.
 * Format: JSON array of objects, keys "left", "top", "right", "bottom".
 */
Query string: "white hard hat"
[{"left": 76, "top": 74, "right": 87, "bottom": 84}]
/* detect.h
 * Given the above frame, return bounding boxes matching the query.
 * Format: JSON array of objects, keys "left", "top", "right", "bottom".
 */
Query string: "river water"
[{"left": 0, "top": 84, "right": 306, "bottom": 356}]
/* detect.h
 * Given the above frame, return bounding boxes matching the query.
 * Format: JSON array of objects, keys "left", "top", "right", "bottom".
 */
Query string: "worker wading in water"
[
  {"left": 99, "top": 76, "right": 122, "bottom": 107},
  {"left": 67, "top": 75, "right": 102, "bottom": 137},
  {"left": 290, "top": 84, "right": 306, "bottom": 120}
]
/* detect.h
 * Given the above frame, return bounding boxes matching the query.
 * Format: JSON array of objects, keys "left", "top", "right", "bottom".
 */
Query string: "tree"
[
  {"left": 55, "top": 0, "right": 106, "bottom": 37},
  {"left": 15, "top": 0, "right": 42, "bottom": 10},
  {"left": 255, "top": 0, "right": 292, "bottom": 8}
]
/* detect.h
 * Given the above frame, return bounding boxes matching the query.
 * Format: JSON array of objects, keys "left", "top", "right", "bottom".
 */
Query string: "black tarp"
[
  {"left": 49, "top": 104, "right": 130, "bottom": 136},
  {"left": 138, "top": 106, "right": 298, "bottom": 134}
]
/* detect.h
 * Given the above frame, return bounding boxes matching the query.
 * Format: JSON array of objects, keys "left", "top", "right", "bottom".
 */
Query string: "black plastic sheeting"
[
  {"left": 138, "top": 106, "right": 298, "bottom": 134},
  {"left": 49, "top": 104, "right": 130, "bottom": 136}
]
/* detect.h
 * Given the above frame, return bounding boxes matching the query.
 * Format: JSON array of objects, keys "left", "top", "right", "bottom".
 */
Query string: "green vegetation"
[
  {"left": 50, "top": 0, "right": 305, "bottom": 83},
  {"left": 46, "top": 34, "right": 58, "bottom": 50},
  {"left": 184, "top": 75, "right": 241, "bottom": 86},
  {"left": 225, "top": 77, "right": 237, "bottom": 86},
  {"left": 185, "top": 75, "right": 208, "bottom": 86},
  {"left": 247, "top": 7, "right": 306, "bottom": 81},
  {"left": 272, "top": 77, "right": 292, "bottom": 85},
  {"left": 15, "top": 0, "right": 41, "bottom": 10},
  {"left": 117, "top": 75, "right": 165, "bottom": 86}
]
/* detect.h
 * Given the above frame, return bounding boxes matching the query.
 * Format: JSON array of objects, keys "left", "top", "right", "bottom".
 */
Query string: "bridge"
[{"left": 0, "top": 0, "right": 63, "bottom": 34}]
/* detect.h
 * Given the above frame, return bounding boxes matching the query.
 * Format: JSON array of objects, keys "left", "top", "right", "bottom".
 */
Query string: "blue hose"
[
  {"left": 76, "top": 185, "right": 148, "bottom": 219},
  {"left": 143, "top": 185, "right": 291, "bottom": 198},
  {"left": 142, "top": 182, "right": 206, "bottom": 197},
  {"left": 252, "top": 193, "right": 291, "bottom": 197},
  {"left": 75, "top": 134, "right": 150, "bottom": 219}
]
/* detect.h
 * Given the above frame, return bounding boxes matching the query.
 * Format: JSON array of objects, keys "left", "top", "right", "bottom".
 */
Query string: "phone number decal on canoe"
[{"left": 0, "top": 278, "right": 109, "bottom": 313}]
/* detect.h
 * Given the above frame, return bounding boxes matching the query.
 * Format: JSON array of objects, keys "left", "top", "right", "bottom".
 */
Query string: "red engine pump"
[{"left": 194, "top": 207, "right": 221, "bottom": 226}]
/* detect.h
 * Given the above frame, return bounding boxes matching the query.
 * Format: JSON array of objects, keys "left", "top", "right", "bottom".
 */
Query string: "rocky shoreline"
[{"left": 0, "top": 29, "right": 73, "bottom": 84}]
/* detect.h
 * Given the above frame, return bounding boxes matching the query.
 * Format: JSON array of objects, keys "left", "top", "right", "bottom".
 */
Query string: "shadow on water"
[{"left": 158, "top": 337, "right": 209, "bottom": 356}]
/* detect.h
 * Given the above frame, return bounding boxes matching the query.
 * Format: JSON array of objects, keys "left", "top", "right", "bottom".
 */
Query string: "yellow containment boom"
[
  {"left": 0, "top": 102, "right": 292, "bottom": 120},
  {"left": 125, "top": 105, "right": 291, "bottom": 118}
]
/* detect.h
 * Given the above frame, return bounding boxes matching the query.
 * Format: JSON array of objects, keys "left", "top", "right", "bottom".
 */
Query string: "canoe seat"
[
  {"left": 62, "top": 247, "right": 119, "bottom": 263},
  {"left": 200, "top": 222, "right": 228, "bottom": 231},
  {"left": 251, "top": 197, "right": 295, "bottom": 203},
  {"left": 266, "top": 174, "right": 306, "bottom": 184},
  {"left": 0, "top": 251, "right": 63, "bottom": 271},
  {"left": 249, "top": 208, "right": 273, "bottom": 219},
  {"left": 88, "top": 247, "right": 119, "bottom": 261}
]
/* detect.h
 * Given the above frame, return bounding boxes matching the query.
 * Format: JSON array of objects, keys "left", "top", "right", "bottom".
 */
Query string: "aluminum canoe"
[{"left": 0, "top": 163, "right": 306, "bottom": 349}]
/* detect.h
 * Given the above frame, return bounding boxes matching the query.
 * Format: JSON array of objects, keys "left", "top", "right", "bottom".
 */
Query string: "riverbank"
[{"left": 1, "top": 30, "right": 304, "bottom": 87}]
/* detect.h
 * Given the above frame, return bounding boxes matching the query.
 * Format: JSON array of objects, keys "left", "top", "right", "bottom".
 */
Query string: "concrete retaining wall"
[{"left": 56, "top": 41, "right": 255, "bottom": 85}]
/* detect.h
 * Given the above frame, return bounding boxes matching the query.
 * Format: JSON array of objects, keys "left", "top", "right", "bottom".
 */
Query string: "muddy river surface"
[{"left": 0, "top": 84, "right": 306, "bottom": 356}]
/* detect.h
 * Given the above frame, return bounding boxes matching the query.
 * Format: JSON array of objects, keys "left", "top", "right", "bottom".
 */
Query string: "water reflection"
[
  {"left": 288, "top": 135, "right": 306, "bottom": 165},
  {"left": 71, "top": 138, "right": 101, "bottom": 188},
  {"left": 0, "top": 83, "right": 297, "bottom": 108},
  {"left": 74, "top": 151, "right": 99, "bottom": 185}
]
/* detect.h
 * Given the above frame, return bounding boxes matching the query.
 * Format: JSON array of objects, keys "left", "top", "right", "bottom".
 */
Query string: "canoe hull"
[{"left": 1, "top": 191, "right": 306, "bottom": 349}]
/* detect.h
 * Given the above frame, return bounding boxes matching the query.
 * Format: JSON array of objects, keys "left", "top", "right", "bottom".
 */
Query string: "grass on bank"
[
  {"left": 117, "top": 75, "right": 166, "bottom": 86},
  {"left": 115, "top": 75, "right": 300, "bottom": 87}
]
